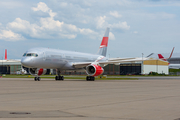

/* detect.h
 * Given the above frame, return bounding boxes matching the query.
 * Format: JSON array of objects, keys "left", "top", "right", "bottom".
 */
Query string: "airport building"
[
  {"left": 0, "top": 60, "right": 21, "bottom": 74},
  {"left": 0, "top": 59, "right": 169, "bottom": 75},
  {"left": 104, "top": 59, "right": 169, "bottom": 75}
]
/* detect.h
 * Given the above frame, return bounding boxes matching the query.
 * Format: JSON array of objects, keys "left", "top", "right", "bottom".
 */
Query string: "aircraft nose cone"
[{"left": 21, "top": 58, "right": 31, "bottom": 67}]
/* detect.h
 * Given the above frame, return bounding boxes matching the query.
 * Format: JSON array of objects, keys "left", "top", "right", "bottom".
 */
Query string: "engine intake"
[
  {"left": 29, "top": 68, "right": 47, "bottom": 76},
  {"left": 86, "top": 64, "right": 104, "bottom": 76}
]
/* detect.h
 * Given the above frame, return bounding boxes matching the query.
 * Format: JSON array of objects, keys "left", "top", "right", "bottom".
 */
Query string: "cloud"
[
  {"left": 133, "top": 31, "right": 138, "bottom": 34},
  {"left": 2, "top": 2, "right": 99, "bottom": 41},
  {"left": 109, "top": 11, "right": 122, "bottom": 18},
  {"left": 32, "top": 2, "right": 56, "bottom": 18},
  {"left": 96, "top": 16, "right": 130, "bottom": 31},
  {"left": 0, "top": 30, "right": 24, "bottom": 41},
  {"left": 110, "top": 21, "right": 130, "bottom": 30},
  {"left": 0, "top": 1, "right": 24, "bottom": 9},
  {"left": 160, "top": 12, "right": 176, "bottom": 19},
  {"left": 59, "top": 2, "right": 68, "bottom": 7},
  {"left": 96, "top": 16, "right": 107, "bottom": 29},
  {"left": 109, "top": 32, "right": 115, "bottom": 40}
]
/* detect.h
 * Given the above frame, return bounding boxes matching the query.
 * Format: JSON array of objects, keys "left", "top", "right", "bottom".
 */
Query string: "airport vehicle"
[{"left": 21, "top": 28, "right": 149, "bottom": 81}]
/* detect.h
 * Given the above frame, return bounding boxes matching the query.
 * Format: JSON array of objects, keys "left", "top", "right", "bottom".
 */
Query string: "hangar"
[
  {"left": 0, "top": 60, "right": 21, "bottom": 74},
  {"left": 104, "top": 59, "right": 169, "bottom": 75}
]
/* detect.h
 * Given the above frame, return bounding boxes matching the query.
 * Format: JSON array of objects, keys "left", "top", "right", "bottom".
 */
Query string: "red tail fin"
[
  {"left": 98, "top": 28, "right": 110, "bottom": 56},
  {"left": 5, "top": 49, "right": 7, "bottom": 60},
  {"left": 158, "top": 54, "right": 164, "bottom": 59},
  {"left": 158, "top": 54, "right": 167, "bottom": 61}
]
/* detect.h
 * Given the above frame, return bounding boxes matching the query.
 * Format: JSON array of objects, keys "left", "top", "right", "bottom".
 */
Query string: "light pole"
[
  {"left": 142, "top": 53, "right": 144, "bottom": 75},
  {"left": 1, "top": 57, "right": 3, "bottom": 76}
]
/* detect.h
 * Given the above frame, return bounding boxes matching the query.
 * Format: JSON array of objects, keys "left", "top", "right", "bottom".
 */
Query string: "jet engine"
[
  {"left": 29, "top": 68, "right": 47, "bottom": 76},
  {"left": 86, "top": 64, "right": 104, "bottom": 76}
]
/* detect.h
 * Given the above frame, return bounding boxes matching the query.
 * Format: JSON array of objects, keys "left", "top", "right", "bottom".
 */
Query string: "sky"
[{"left": 0, "top": 0, "right": 180, "bottom": 59}]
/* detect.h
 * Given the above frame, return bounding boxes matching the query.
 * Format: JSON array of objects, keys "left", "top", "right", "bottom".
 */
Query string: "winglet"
[
  {"left": 168, "top": 47, "right": 175, "bottom": 59},
  {"left": 98, "top": 28, "right": 110, "bottom": 56}
]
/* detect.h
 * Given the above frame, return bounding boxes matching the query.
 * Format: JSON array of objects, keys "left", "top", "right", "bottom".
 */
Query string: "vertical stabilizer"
[
  {"left": 158, "top": 54, "right": 164, "bottom": 59},
  {"left": 5, "top": 49, "right": 7, "bottom": 60},
  {"left": 98, "top": 28, "right": 110, "bottom": 56}
]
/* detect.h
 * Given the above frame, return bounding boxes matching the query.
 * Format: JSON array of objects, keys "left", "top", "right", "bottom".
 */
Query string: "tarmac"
[{"left": 0, "top": 77, "right": 180, "bottom": 120}]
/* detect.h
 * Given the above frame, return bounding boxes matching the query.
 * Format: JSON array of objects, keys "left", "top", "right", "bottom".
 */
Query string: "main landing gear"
[
  {"left": 86, "top": 76, "right": 95, "bottom": 81},
  {"left": 34, "top": 77, "right": 41, "bottom": 81},
  {"left": 55, "top": 75, "right": 64, "bottom": 81},
  {"left": 55, "top": 69, "right": 64, "bottom": 81}
]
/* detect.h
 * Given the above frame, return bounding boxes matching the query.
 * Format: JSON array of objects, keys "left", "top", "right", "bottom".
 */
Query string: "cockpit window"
[
  {"left": 23, "top": 53, "right": 26, "bottom": 56},
  {"left": 23, "top": 53, "right": 38, "bottom": 57},
  {"left": 26, "top": 53, "right": 32, "bottom": 56}
]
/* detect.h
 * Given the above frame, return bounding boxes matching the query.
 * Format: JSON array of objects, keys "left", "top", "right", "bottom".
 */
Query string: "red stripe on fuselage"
[{"left": 100, "top": 37, "right": 108, "bottom": 48}]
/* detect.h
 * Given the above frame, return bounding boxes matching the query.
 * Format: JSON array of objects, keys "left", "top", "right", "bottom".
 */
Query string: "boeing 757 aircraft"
[{"left": 21, "top": 28, "right": 148, "bottom": 81}]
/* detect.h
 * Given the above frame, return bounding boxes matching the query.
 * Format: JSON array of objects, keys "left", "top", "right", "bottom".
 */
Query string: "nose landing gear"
[{"left": 34, "top": 77, "right": 41, "bottom": 81}]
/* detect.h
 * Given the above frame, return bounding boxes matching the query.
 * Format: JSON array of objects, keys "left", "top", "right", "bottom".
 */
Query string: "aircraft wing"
[
  {"left": 108, "top": 57, "right": 137, "bottom": 61},
  {"left": 72, "top": 57, "right": 149, "bottom": 68}
]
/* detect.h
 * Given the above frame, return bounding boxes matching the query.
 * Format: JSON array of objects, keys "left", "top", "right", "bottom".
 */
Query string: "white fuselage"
[{"left": 21, "top": 47, "right": 107, "bottom": 70}]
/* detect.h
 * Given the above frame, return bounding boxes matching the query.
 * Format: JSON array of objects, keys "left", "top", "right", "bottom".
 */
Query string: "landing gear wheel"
[
  {"left": 86, "top": 76, "right": 95, "bottom": 81},
  {"left": 34, "top": 77, "right": 41, "bottom": 81},
  {"left": 55, "top": 76, "right": 58, "bottom": 80},
  {"left": 55, "top": 75, "right": 64, "bottom": 81},
  {"left": 37, "top": 77, "right": 40, "bottom": 81},
  {"left": 61, "top": 76, "right": 64, "bottom": 80}
]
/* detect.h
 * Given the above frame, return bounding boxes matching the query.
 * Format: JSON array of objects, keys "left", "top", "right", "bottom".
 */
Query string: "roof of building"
[{"left": 0, "top": 59, "right": 21, "bottom": 65}]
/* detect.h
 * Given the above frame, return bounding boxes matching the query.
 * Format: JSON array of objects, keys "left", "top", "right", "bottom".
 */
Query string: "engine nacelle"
[
  {"left": 86, "top": 64, "right": 104, "bottom": 76},
  {"left": 29, "top": 68, "right": 47, "bottom": 76}
]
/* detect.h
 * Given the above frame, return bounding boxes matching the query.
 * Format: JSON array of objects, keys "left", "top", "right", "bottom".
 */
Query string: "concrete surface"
[{"left": 0, "top": 78, "right": 180, "bottom": 120}]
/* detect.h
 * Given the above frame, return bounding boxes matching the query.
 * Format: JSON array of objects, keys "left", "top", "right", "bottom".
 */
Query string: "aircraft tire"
[
  {"left": 86, "top": 76, "right": 95, "bottom": 81},
  {"left": 55, "top": 76, "right": 64, "bottom": 81},
  {"left": 86, "top": 76, "right": 90, "bottom": 81},
  {"left": 55, "top": 76, "right": 58, "bottom": 80},
  {"left": 90, "top": 76, "right": 95, "bottom": 81},
  {"left": 61, "top": 76, "right": 64, "bottom": 81},
  {"left": 37, "top": 77, "right": 41, "bottom": 81}
]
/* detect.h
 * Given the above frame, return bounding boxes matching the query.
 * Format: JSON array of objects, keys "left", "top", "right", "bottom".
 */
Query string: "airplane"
[
  {"left": 158, "top": 47, "right": 180, "bottom": 69},
  {"left": 21, "top": 28, "right": 149, "bottom": 81},
  {"left": 158, "top": 47, "right": 174, "bottom": 61}
]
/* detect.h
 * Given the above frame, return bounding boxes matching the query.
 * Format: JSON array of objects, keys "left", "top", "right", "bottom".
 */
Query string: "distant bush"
[
  {"left": 149, "top": 72, "right": 158, "bottom": 75},
  {"left": 148, "top": 72, "right": 166, "bottom": 76}
]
